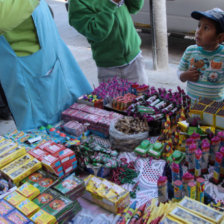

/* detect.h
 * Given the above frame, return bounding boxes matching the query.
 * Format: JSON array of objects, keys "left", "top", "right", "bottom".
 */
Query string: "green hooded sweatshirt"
[{"left": 69, "top": 0, "right": 144, "bottom": 67}]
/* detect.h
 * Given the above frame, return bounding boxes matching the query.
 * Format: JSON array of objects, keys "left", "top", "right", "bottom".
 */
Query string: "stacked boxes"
[
  {"left": 1, "top": 154, "right": 42, "bottom": 186},
  {"left": 29, "top": 141, "right": 77, "bottom": 177},
  {"left": 189, "top": 98, "right": 224, "bottom": 129},
  {"left": 83, "top": 175, "right": 130, "bottom": 214}
]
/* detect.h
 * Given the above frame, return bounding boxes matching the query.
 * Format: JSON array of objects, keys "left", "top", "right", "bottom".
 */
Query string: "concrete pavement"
[{"left": 0, "top": 0, "right": 195, "bottom": 135}]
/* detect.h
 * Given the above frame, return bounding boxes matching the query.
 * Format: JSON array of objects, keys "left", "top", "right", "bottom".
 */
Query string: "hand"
[{"left": 180, "top": 67, "right": 200, "bottom": 82}]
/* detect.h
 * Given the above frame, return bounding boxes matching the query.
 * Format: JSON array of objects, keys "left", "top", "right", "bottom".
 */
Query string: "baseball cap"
[{"left": 191, "top": 8, "right": 224, "bottom": 32}]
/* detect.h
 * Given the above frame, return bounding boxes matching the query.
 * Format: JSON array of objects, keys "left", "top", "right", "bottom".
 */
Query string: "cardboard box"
[
  {"left": 0, "top": 146, "right": 26, "bottom": 169},
  {"left": 1, "top": 154, "right": 33, "bottom": 175},
  {"left": 4, "top": 191, "right": 26, "bottom": 207},
  {"left": 16, "top": 198, "right": 40, "bottom": 217},
  {"left": 33, "top": 188, "right": 60, "bottom": 208},
  {"left": 83, "top": 175, "right": 130, "bottom": 214},
  {"left": 0, "top": 199, "right": 14, "bottom": 215},
  {"left": 5, "top": 209, "right": 32, "bottom": 224},
  {"left": 16, "top": 182, "right": 40, "bottom": 200},
  {"left": 9, "top": 158, "right": 42, "bottom": 186},
  {"left": 30, "top": 209, "right": 57, "bottom": 224},
  {"left": 178, "top": 197, "right": 224, "bottom": 224}
]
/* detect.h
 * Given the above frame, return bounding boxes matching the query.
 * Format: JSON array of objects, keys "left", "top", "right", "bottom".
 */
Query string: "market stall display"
[{"left": 0, "top": 79, "right": 224, "bottom": 224}]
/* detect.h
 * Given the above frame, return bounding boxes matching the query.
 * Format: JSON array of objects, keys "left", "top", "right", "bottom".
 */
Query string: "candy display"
[
  {"left": 30, "top": 209, "right": 57, "bottom": 224},
  {"left": 21, "top": 169, "right": 59, "bottom": 193},
  {"left": 109, "top": 116, "right": 149, "bottom": 152},
  {"left": 53, "top": 173, "right": 85, "bottom": 200},
  {"left": 83, "top": 175, "right": 130, "bottom": 213},
  {"left": 2, "top": 82, "right": 224, "bottom": 224}
]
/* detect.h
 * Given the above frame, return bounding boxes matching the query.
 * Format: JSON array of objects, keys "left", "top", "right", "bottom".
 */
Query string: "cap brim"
[{"left": 191, "top": 10, "right": 218, "bottom": 23}]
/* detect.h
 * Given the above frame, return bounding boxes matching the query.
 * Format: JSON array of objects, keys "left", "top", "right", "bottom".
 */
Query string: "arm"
[
  {"left": 68, "top": 0, "right": 118, "bottom": 42},
  {"left": 124, "top": 0, "right": 144, "bottom": 14},
  {"left": 179, "top": 68, "right": 200, "bottom": 82},
  {"left": 0, "top": 0, "right": 39, "bottom": 34},
  {"left": 177, "top": 46, "right": 200, "bottom": 82}
]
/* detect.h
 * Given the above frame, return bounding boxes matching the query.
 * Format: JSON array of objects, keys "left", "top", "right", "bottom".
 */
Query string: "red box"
[
  {"left": 41, "top": 154, "right": 61, "bottom": 168},
  {"left": 28, "top": 148, "right": 49, "bottom": 160},
  {"left": 44, "top": 144, "right": 65, "bottom": 156},
  {"left": 37, "top": 140, "right": 55, "bottom": 150},
  {"left": 58, "top": 148, "right": 75, "bottom": 164},
  {"left": 62, "top": 158, "right": 77, "bottom": 170}
]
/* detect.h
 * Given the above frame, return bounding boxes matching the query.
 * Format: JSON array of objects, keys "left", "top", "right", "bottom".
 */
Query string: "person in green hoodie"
[{"left": 68, "top": 0, "right": 147, "bottom": 84}]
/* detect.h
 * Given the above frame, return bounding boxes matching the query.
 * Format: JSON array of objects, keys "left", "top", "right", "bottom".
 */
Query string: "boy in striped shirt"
[{"left": 178, "top": 8, "right": 224, "bottom": 101}]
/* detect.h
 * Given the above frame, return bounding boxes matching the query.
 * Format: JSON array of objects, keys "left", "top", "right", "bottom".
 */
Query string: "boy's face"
[{"left": 195, "top": 17, "right": 221, "bottom": 50}]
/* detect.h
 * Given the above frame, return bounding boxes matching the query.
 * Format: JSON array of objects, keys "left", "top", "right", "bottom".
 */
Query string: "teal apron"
[{"left": 0, "top": 0, "right": 92, "bottom": 130}]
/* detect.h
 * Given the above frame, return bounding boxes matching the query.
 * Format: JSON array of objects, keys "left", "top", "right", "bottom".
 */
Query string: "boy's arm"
[
  {"left": 0, "top": 0, "right": 39, "bottom": 35},
  {"left": 69, "top": 0, "right": 119, "bottom": 42},
  {"left": 178, "top": 47, "right": 200, "bottom": 82},
  {"left": 124, "top": 0, "right": 144, "bottom": 14}
]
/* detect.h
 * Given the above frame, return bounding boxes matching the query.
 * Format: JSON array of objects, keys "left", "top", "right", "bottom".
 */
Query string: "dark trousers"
[{"left": 0, "top": 83, "right": 11, "bottom": 119}]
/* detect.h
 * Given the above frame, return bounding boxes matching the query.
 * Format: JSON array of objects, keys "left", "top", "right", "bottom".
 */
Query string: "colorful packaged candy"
[
  {"left": 83, "top": 175, "right": 130, "bottom": 214},
  {"left": 30, "top": 209, "right": 57, "bottom": 224},
  {"left": 178, "top": 197, "right": 224, "bottom": 224},
  {"left": 1, "top": 154, "right": 34, "bottom": 175},
  {"left": 8, "top": 158, "right": 42, "bottom": 186},
  {"left": 53, "top": 173, "right": 85, "bottom": 200},
  {"left": 16, "top": 182, "right": 40, "bottom": 200},
  {"left": 42, "top": 195, "right": 74, "bottom": 219},
  {"left": 0, "top": 199, "right": 14, "bottom": 215},
  {"left": 4, "top": 191, "right": 26, "bottom": 207},
  {"left": 169, "top": 206, "right": 213, "bottom": 224},
  {"left": 22, "top": 170, "right": 58, "bottom": 193},
  {"left": 0, "top": 145, "right": 26, "bottom": 169},
  {"left": 5, "top": 209, "right": 33, "bottom": 224},
  {"left": 134, "top": 139, "right": 151, "bottom": 157},
  {"left": 16, "top": 198, "right": 40, "bottom": 217},
  {"left": 0, "top": 216, "right": 13, "bottom": 224},
  {"left": 33, "top": 188, "right": 60, "bottom": 208}
]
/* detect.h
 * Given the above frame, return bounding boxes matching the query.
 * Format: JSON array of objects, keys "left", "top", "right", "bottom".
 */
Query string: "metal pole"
[
  {"left": 150, "top": 0, "right": 157, "bottom": 70},
  {"left": 150, "top": 0, "right": 169, "bottom": 70}
]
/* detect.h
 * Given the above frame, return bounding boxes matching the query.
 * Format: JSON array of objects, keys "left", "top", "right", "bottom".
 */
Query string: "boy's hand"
[{"left": 180, "top": 67, "right": 200, "bottom": 82}]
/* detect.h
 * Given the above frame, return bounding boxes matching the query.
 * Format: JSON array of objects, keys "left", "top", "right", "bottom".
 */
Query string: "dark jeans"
[{"left": 0, "top": 83, "right": 11, "bottom": 119}]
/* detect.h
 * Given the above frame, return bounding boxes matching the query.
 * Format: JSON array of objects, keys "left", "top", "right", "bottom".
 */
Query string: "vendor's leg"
[
  {"left": 0, "top": 83, "right": 11, "bottom": 120},
  {"left": 97, "top": 66, "right": 123, "bottom": 84},
  {"left": 121, "top": 53, "right": 148, "bottom": 84}
]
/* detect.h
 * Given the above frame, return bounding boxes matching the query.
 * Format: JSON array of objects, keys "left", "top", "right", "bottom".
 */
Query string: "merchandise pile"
[{"left": 0, "top": 78, "right": 224, "bottom": 224}]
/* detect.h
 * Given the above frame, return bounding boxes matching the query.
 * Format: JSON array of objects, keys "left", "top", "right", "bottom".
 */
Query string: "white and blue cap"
[{"left": 191, "top": 8, "right": 224, "bottom": 32}]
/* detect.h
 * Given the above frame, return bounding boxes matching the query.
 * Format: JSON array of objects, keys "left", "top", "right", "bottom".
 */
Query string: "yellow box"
[
  {"left": 0, "top": 146, "right": 26, "bottom": 169},
  {"left": 4, "top": 191, "right": 27, "bottom": 207},
  {"left": 0, "top": 139, "right": 13, "bottom": 149},
  {"left": 83, "top": 175, "right": 130, "bottom": 214},
  {"left": 178, "top": 197, "right": 224, "bottom": 224},
  {"left": 0, "top": 136, "right": 5, "bottom": 143},
  {"left": 16, "top": 182, "right": 40, "bottom": 200},
  {"left": 161, "top": 215, "right": 183, "bottom": 224},
  {"left": 31, "top": 209, "right": 57, "bottom": 224},
  {"left": 178, "top": 120, "right": 189, "bottom": 132},
  {"left": 9, "top": 158, "right": 42, "bottom": 186},
  {"left": 16, "top": 198, "right": 40, "bottom": 217},
  {"left": 0, "top": 142, "right": 18, "bottom": 157},
  {"left": 169, "top": 206, "right": 213, "bottom": 224},
  {"left": 1, "top": 153, "right": 33, "bottom": 175}
]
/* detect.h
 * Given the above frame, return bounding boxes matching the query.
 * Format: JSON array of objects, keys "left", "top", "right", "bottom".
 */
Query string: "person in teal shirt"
[
  {"left": 0, "top": 0, "right": 92, "bottom": 130},
  {"left": 178, "top": 8, "right": 224, "bottom": 102}
]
